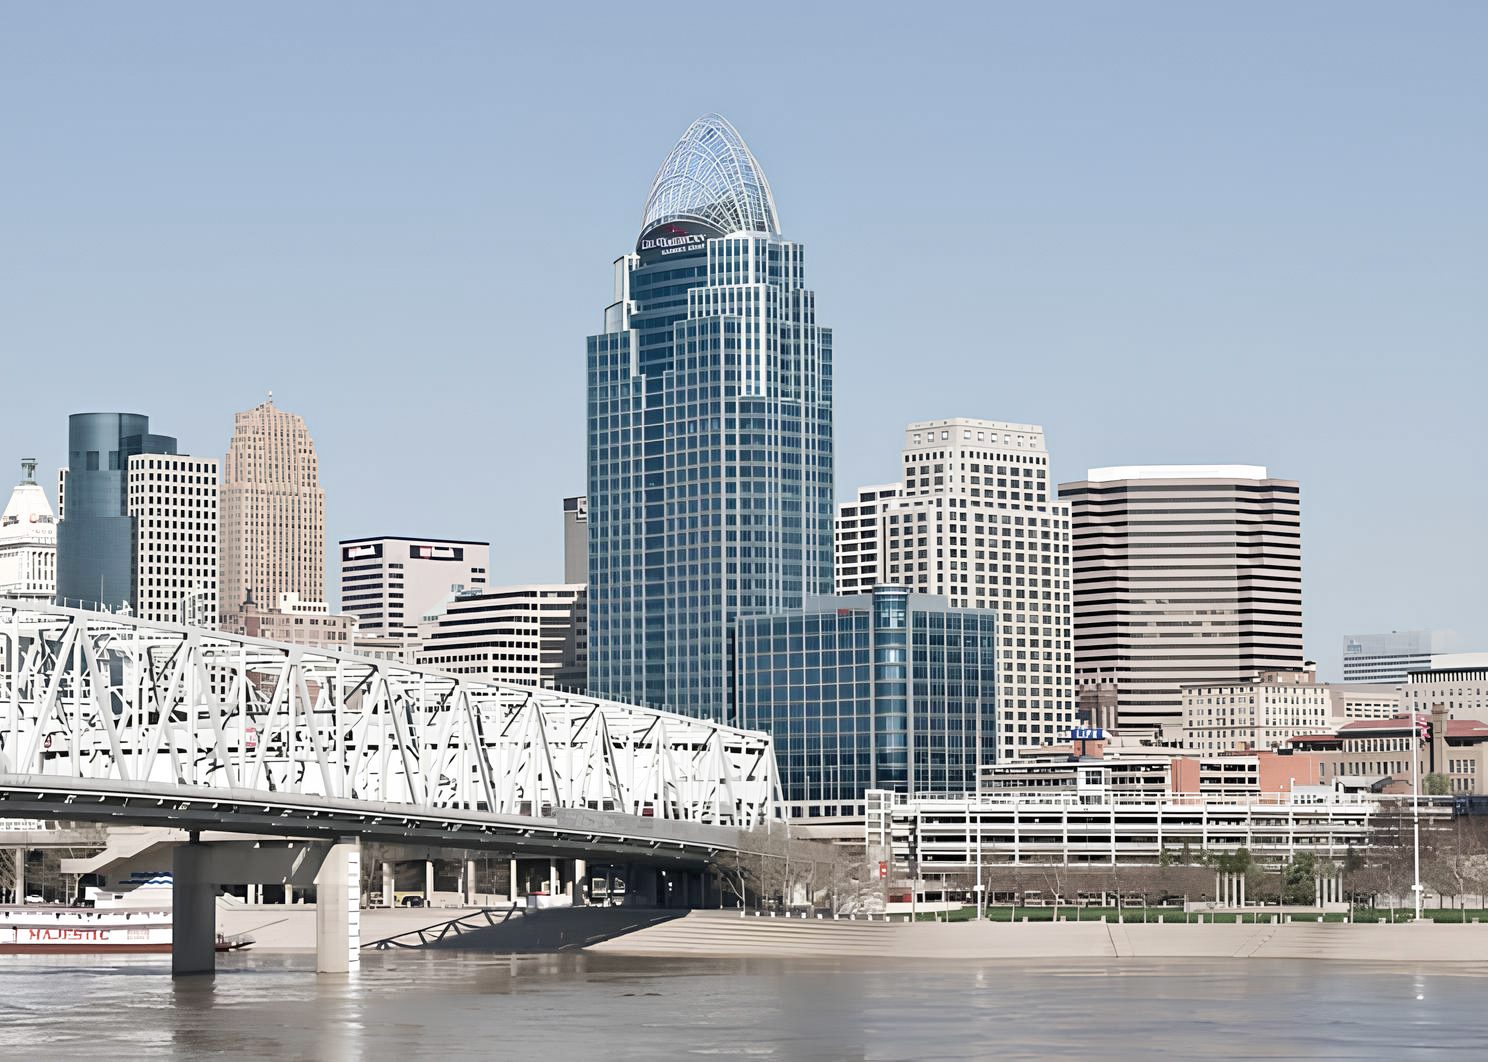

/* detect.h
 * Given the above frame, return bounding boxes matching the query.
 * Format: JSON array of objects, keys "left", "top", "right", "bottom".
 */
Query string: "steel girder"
[{"left": 0, "top": 601, "right": 781, "bottom": 835}]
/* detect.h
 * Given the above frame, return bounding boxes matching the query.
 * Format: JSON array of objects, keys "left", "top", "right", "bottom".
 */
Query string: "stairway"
[{"left": 586, "top": 909, "right": 893, "bottom": 957}]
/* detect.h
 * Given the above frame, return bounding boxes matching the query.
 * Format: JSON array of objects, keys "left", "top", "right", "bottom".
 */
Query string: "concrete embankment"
[{"left": 585, "top": 910, "right": 1488, "bottom": 963}]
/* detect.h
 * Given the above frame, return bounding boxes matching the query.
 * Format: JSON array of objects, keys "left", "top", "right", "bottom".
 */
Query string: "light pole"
[{"left": 1411, "top": 712, "right": 1425, "bottom": 922}]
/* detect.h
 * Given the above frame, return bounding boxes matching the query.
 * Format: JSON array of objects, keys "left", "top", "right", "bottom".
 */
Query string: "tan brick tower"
[{"left": 219, "top": 395, "right": 325, "bottom": 632}]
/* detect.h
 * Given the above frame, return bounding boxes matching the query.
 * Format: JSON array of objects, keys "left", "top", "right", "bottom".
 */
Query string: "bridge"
[{"left": 0, "top": 600, "right": 784, "bottom": 974}]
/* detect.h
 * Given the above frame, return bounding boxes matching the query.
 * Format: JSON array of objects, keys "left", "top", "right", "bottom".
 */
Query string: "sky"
[{"left": 1, "top": 2, "right": 1484, "bottom": 677}]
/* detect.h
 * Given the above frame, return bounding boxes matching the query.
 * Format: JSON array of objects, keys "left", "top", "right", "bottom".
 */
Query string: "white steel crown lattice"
[{"left": 639, "top": 113, "right": 780, "bottom": 238}]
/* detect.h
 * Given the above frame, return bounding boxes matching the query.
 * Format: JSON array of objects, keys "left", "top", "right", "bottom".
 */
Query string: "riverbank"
[{"left": 585, "top": 909, "right": 1488, "bottom": 962}]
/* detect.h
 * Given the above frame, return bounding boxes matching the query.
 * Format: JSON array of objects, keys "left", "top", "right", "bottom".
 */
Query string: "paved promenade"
[{"left": 586, "top": 910, "right": 1488, "bottom": 962}]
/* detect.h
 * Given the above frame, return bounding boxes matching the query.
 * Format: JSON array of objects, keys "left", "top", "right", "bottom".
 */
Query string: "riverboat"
[{"left": 0, "top": 907, "right": 253, "bottom": 954}]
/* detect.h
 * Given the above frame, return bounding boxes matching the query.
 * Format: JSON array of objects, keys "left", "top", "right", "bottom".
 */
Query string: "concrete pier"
[
  {"left": 314, "top": 839, "right": 361, "bottom": 974},
  {"left": 171, "top": 842, "right": 217, "bottom": 977}
]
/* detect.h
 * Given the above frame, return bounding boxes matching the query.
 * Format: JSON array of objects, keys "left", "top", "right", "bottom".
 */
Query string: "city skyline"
[{"left": 2, "top": 4, "right": 1485, "bottom": 672}]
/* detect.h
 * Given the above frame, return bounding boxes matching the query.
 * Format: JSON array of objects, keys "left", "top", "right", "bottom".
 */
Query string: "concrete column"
[
  {"left": 424, "top": 859, "right": 434, "bottom": 905},
  {"left": 172, "top": 843, "right": 216, "bottom": 978},
  {"left": 13, "top": 849, "right": 24, "bottom": 902},
  {"left": 1239, "top": 874, "right": 1246, "bottom": 908},
  {"left": 604, "top": 868, "right": 615, "bottom": 907},
  {"left": 465, "top": 858, "right": 477, "bottom": 906},
  {"left": 509, "top": 858, "right": 519, "bottom": 903},
  {"left": 547, "top": 859, "right": 558, "bottom": 899},
  {"left": 285, "top": 885, "right": 295, "bottom": 905},
  {"left": 572, "top": 859, "right": 587, "bottom": 906},
  {"left": 382, "top": 861, "right": 395, "bottom": 909},
  {"left": 315, "top": 839, "right": 361, "bottom": 974}
]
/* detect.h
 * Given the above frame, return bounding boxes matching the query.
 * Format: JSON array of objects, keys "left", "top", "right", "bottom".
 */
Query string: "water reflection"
[{"left": 0, "top": 952, "right": 1483, "bottom": 1060}]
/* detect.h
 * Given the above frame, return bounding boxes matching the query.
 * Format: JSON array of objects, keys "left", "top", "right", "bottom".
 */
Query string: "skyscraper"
[
  {"left": 839, "top": 418, "right": 1074, "bottom": 757},
  {"left": 55, "top": 413, "right": 177, "bottom": 610},
  {"left": 127, "top": 453, "right": 219, "bottom": 626},
  {"left": 220, "top": 397, "right": 325, "bottom": 631},
  {"left": 1059, "top": 465, "right": 1303, "bottom": 733},
  {"left": 586, "top": 114, "right": 833, "bottom": 718},
  {"left": 0, "top": 459, "right": 58, "bottom": 602}
]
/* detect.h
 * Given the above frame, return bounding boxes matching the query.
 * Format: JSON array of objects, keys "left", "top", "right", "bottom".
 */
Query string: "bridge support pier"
[
  {"left": 382, "top": 861, "right": 395, "bottom": 908},
  {"left": 314, "top": 838, "right": 361, "bottom": 974},
  {"left": 172, "top": 841, "right": 217, "bottom": 977},
  {"left": 626, "top": 864, "right": 659, "bottom": 906}
]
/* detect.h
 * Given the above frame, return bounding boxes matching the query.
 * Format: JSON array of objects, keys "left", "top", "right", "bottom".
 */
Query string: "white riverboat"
[{"left": 0, "top": 907, "right": 253, "bottom": 954}]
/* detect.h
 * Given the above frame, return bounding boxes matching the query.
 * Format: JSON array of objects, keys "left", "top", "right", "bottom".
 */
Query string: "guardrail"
[{"left": 361, "top": 905, "right": 524, "bottom": 950}]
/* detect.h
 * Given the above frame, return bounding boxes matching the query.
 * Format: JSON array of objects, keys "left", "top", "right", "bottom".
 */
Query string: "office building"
[
  {"left": 339, "top": 536, "right": 489, "bottom": 652},
  {"left": 840, "top": 418, "right": 1074, "bottom": 756},
  {"left": 126, "top": 453, "right": 219, "bottom": 626},
  {"left": 55, "top": 413, "right": 178, "bottom": 611},
  {"left": 1342, "top": 630, "right": 1459, "bottom": 684},
  {"left": 417, "top": 584, "right": 587, "bottom": 689},
  {"left": 562, "top": 496, "right": 587, "bottom": 585},
  {"left": 1059, "top": 465, "right": 1303, "bottom": 734},
  {"left": 1402, "top": 655, "right": 1488, "bottom": 719},
  {"left": 733, "top": 586, "right": 997, "bottom": 820},
  {"left": 0, "top": 460, "right": 58, "bottom": 602},
  {"left": 240, "top": 592, "right": 356, "bottom": 649},
  {"left": 220, "top": 396, "right": 324, "bottom": 631},
  {"left": 1181, "top": 666, "right": 1402, "bottom": 754},
  {"left": 586, "top": 114, "right": 833, "bottom": 720},
  {"left": 833, "top": 484, "right": 900, "bottom": 595}
]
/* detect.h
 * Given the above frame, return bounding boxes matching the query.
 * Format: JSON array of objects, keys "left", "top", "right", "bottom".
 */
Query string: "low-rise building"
[
  {"left": 1182, "top": 667, "right": 1402, "bottom": 753},
  {"left": 239, "top": 592, "right": 356, "bottom": 649},
  {"left": 1289, "top": 708, "right": 1488, "bottom": 795}
]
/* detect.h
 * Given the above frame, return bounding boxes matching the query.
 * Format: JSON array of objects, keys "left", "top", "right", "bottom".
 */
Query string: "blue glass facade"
[
  {"left": 55, "top": 413, "right": 177, "bottom": 610},
  {"left": 587, "top": 117, "right": 833, "bottom": 719},
  {"left": 734, "top": 587, "right": 998, "bottom": 818}
]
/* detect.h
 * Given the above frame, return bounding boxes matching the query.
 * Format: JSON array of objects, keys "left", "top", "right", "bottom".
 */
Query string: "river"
[{"left": 1, "top": 951, "right": 1483, "bottom": 1060}]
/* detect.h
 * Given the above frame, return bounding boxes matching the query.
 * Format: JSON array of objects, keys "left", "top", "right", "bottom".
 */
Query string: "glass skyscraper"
[
  {"left": 734, "top": 587, "right": 998, "bottom": 819},
  {"left": 587, "top": 114, "right": 833, "bottom": 718},
  {"left": 55, "top": 412, "right": 177, "bottom": 610}
]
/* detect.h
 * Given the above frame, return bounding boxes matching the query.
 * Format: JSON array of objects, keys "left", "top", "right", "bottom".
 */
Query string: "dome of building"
[
  {"left": 0, "top": 460, "right": 56, "bottom": 546},
  {"left": 639, "top": 114, "right": 780, "bottom": 240}
]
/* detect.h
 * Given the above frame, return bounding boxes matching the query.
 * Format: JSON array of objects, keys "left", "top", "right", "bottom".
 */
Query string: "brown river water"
[{"left": 0, "top": 950, "right": 1484, "bottom": 1060}]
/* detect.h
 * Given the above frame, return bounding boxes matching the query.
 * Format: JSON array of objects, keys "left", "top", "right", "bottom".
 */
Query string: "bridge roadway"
[{"left": 0, "top": 774, "right": 751, "bottom": 866}]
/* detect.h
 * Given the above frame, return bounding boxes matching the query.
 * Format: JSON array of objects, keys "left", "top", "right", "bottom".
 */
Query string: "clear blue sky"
[{"left": 2, "top": 2, "right": 1484, "bottom": 675}]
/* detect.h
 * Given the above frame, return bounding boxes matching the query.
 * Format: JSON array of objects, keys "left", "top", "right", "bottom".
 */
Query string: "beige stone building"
[
  {"left": 239, "top": 592, "right": 354, "bottom": 648},
  {"left": 219, "top": 397, "right": 324, "bottom": 632},
  {"left": 1182, "top": 667, "right": 1402, "bottom": 753}
]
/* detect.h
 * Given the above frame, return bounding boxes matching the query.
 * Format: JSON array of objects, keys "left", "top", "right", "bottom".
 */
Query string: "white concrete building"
[
  {"left": 841, "top": 419, "right": 1074, "bottom": 755},
  {"left": 417, "top": 584, "right": 587, "bottom": 689},
  {"left": 867, "top": 788, "right": 1382, "bottom": 873},
  {"left": 127, "top": 453, "right": 218, "bottom": 627},
  {"left": 339, "top": 536, "right": 489, "bottom": 655},
  {"left": 1342, "top": 630, "right": 1456, "bottom": 683},
  {"left": 0, "top": 460, "right": 57, "bottom": 602},
  {"left": 833, "top": 483, "right": 900, "bottom": 595},
  {"left": 1060, "top": 465, "right": 1303, "bottom": 735}
]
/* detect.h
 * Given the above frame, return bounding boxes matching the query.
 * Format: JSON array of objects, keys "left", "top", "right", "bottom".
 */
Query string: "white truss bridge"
[{"left": 0, "top": 600, "right": 781, "bottom": 865}]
